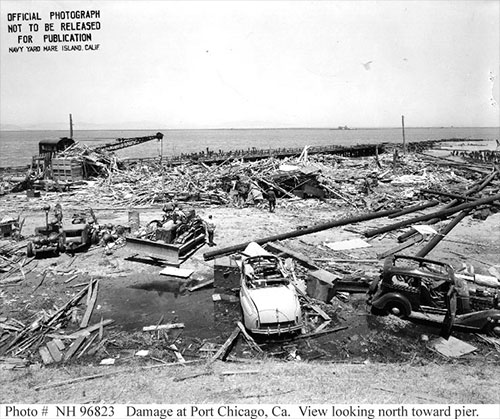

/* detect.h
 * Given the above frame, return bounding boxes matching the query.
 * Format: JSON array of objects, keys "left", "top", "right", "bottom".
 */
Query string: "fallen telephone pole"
[
  {"left": 203, "top": 207, "right": 402, "bottom": 261},
  {"left": 397, "top": 170, "right": 497, "bottom": 242},
  {"left": 414, "top": 209, "right": 472, "bottom": 258},
  {"left": 364, "top": 193, "right": 500, "bottom": 238}
]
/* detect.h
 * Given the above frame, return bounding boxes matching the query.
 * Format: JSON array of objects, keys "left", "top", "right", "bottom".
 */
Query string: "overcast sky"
[{"left": 1, "top": 0, "right": 499, "bottom": 129}]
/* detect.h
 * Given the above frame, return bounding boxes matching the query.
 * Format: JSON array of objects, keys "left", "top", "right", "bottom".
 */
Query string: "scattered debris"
[
  {"left": 429, "top": 336, "right": 477, "bottom": 358},
  {"left": 142, "top": 323, "right": 185, "bottom": 332}
]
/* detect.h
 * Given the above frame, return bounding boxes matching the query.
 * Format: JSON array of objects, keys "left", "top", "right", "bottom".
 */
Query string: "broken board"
[
  {"left": 429, "top": 336, "right": 477, "bottom": 358},
  {"left": 159, "top": 266, "right": 194, "bottom": 278}
]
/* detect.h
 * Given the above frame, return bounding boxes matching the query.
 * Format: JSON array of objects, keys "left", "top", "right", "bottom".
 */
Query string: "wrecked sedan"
[
  {"left": 368, "top": 255, "right": 500, "bottom": 337},
  {"left": 239, "top": 243, "right": 303, "bottom": 335}
]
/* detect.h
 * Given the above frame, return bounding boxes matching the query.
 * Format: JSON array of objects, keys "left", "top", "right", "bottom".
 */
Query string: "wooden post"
[
  {"left": 69, "top": 114, "right": 73, "bottom": 139},
  {"left": 159, "top": 136, "right": 163, "bottom": 164},
  {"left": 401, "top": 115, "right": 406, "bottom": 155}
]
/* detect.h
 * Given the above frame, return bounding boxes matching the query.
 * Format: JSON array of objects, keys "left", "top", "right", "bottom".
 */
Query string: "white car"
[{"left": 239, "top": 242, "right": 303, "bottom": 335}]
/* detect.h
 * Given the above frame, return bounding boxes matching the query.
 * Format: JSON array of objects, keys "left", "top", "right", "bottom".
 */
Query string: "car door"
[{"left": 441, "top": 286, "right": 457, "bottom": 339}]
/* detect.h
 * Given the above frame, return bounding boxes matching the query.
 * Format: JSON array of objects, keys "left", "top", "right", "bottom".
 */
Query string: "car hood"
[{"left": 247, "top": 285, "right": 299, "bottom": 321}]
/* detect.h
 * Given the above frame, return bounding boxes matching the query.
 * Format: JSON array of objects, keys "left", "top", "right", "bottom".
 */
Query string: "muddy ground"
[{"left": 1, "top": 187, "right": 500, "bottom": 368}]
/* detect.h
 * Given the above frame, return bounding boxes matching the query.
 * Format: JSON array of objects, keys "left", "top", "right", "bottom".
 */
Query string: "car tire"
[{"left": 384, "top": 301, "right": 410, "bottom": 318}]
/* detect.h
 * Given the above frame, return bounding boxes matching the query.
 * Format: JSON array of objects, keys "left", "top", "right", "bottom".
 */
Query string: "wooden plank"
[
  {"left": 80, "top": 280, "right": 99, "bottom": 328},
  {"left": 173, "top": 372, "right": 212, "bottom": 382},
  {"left": 39, "top": 346, "right": 54, "bottom": 364},
  {"left": 377, "top": 234, "right": 423, "bottom": 259},
  {"left": 98, "top": 316, "right": 104, "bottom": 341},
  {"left": 142, "top": 323, "right": 184, "bottom": 332},
  {"left": 34, "top": 360, "right": 203, "bottom": 391},
  {"left": 67, "top": 319, "right": 114, "bottom": 339},
  {"left": 220, "top": 370, "right": 259, "bottom": 376},
  {"left": 237, "top": 321, "right": 263, "bottom": 353},
  {"left": 53, "top": 338, "right": 65, "bottom": 351},
  {"left": 64, "top": 274, "right": 78, "bottom": 284},
  {"left": 305, "top": 303, "right": 331, "bottom": 321},
  {"left": 169, "top": 344, "right": 186, "bottom": 363},
  {"left": 64, "top": 336, "right": 87, "bottom": 361},
  {"left": 429, "top": 336, "right": 477, "bottom": 358},
  {"left": 291, "top": 282, "right": 313, "bottom": 304},
  {"left": 294, "top": 326, "right": 348, "bottom": 340},
  {"left": 159, "top": 266, "right": 194, "bottom": 278},
  {"left": 209, "top": 327, "right": 240, "bottom": 364},
  {"left": 45, "top": 340, "right": 63, "bottom": 363},
  {"left": 77, "top": 333, "right": 99, "bottom": 359},
  {"left": 313, "top": 320, "right": 332, "bottom": 333},
  {"left": 186, "top": 278, "right": 214, "bottom": 292}
]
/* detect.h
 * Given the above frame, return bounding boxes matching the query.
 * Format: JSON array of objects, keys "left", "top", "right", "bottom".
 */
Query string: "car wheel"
[{"left": 385, "top": 301, "right": 410, "bottom": 318}]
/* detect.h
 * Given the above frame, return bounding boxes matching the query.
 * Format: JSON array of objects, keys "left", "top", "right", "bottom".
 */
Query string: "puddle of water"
[
  {"left": 92, "top": 280, "right": 443, "bottom": 362},
  {"left": 94, "top": 281, "right": 220, "bottom": 340}
]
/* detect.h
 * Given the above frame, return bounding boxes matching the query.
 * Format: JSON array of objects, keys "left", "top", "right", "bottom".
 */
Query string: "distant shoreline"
[{"left": 1, "top": 126, "right": 499, "bottom": 133}]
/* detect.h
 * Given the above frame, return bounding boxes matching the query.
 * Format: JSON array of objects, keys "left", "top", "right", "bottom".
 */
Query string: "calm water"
[{"left": 0, "top": 127, "right": 498, "bottom": 168}]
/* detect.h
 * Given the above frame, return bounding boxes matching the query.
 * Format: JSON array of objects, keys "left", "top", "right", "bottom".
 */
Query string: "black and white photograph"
[{"left": 1, "top": 0, "right": 499, "bottom": 415}]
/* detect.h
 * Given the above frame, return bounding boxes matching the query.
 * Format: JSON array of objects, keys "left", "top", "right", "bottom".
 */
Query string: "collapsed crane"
[
  {"left": 31, "top": 128, "right": 165, "bottom": 184},
  {"left": 90, "top": 132, "right": 164, "bottom": 153}
]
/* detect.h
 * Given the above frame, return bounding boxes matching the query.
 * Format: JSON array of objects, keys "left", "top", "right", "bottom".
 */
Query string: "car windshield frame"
[{"left": 243, "top": 255, "right": 290, "bottom": 288}]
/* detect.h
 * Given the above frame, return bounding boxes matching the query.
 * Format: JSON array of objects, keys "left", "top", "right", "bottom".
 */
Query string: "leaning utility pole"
[
  {"left": 69, "top": 114, "right": 73, "bottom": 139},
  {"left": 401, "top": 115, "right": 406, "bottom": 154}
]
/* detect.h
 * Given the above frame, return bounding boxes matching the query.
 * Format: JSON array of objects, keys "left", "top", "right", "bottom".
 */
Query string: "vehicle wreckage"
[
  {"left": 368, "top": 255, "right": 500, "bottom": 337},
  {"left": 238, "top": 242, "right": 303, "bottom": 335}
]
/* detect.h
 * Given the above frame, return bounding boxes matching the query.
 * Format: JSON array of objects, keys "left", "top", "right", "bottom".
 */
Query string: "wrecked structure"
[{"left": 1, "top": 136, "right": 500, "bottom": 370}]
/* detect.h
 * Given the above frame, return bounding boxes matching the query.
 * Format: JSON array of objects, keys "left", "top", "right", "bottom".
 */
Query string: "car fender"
[
  {"left": 455, "top": 309, "right": 500, "bottom": 330},
  {"left": 371, "top": 292, "right": 412, "bottom": 315},
  {"left": 239, "top": 288, "right": 259, "bottom": 327},
  {"left": 368, "top": 277, "right": 381, "bottom": 295}
]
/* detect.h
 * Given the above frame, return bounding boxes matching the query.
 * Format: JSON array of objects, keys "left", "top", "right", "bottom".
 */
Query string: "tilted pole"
[
  {"left": 401, "top": 115, "right": 406, "bottom": 155},
  {"left": 364, "top": 193, "right": 500, "bottom": 238},
  {"left": 203, "top": 208, "right": 402, "bottom": 261}
]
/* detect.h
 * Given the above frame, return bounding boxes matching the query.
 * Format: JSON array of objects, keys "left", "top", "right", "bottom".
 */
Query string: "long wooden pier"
[{"left": 123, "top": 142, "right": 386, "bottom": 167}]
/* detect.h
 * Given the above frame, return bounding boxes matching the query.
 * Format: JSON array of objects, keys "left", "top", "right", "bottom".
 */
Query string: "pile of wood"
[
  {"left": 0, "top": 241, "right": 34, "bottom": 284},
  {"left": 0, "top": 278, "right": 113, "bottom": 365},
  {"left": 2, "top": 141, "right": 498, "bottom": 217},
  {"left": 44, "top": 149, "right": 465, "bottom": 209},
  {"left": 55, "top": 142, "right": 117, "bottom": 178}
]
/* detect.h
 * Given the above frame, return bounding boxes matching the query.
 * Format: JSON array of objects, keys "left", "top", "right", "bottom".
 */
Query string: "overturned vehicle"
[
  {"left": 368, "top": 255, "right": 500, "bottom": 337},
  {"left": 239, "top": 243, "right": 303, "bottom": 335}
]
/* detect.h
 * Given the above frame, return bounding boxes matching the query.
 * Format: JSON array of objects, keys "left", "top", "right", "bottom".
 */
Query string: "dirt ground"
[{"left": 1, "top": 164, "right": 500, "bottom": 403}]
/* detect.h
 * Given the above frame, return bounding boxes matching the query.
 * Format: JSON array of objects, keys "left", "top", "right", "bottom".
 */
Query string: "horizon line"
[{"left": 1, "top": 125, "right": 499, "bottom": 132}]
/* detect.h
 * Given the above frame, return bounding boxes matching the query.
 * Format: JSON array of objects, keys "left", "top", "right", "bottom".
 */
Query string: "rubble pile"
[
  {"left": 1, "top": 140, "right": 500, "bottom": 371},
  {"left": 0, "top": 278, "right": 114, "bottom": 367},
  {"left": 53, "top": 142, "right": 117, "bottom": 178},
  {"left": 19, "top": 148, "right": 489, "bottom": 213}
]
